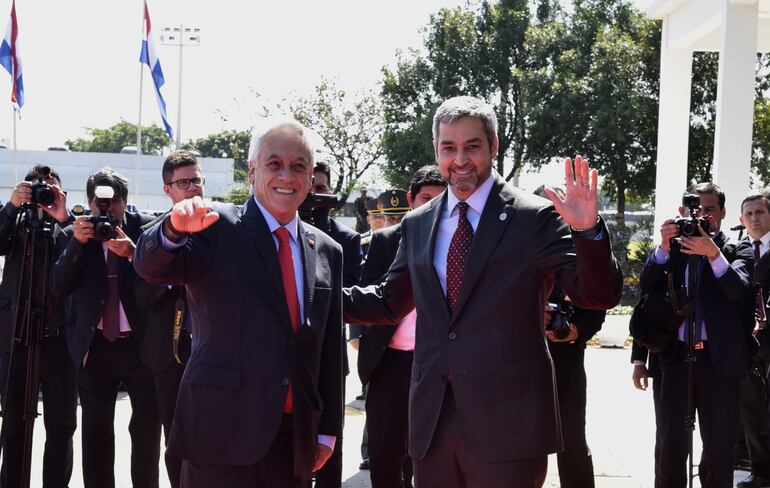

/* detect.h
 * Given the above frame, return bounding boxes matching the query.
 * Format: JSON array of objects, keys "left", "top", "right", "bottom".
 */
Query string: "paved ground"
[{"left": 22, "top": 343, "right": 750, "bottom": 487}]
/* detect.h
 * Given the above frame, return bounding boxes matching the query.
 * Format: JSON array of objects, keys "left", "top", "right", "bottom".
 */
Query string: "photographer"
[
  {"left": 51, "top": 167, "right": 160, "bottom": 488},
  {"left": 642, "top": 182, "right": 752, "bottom": 488},
  {"left": 0, "top": 165, "right": 76, "bottom": 488},
  {"left": 308, "top": 162, "right": 363, "bottom": 488}
]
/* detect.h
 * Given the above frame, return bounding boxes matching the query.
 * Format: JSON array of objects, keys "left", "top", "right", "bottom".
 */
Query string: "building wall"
[{"left": 0, "top": 149, "right": 234, "bottom": 211}]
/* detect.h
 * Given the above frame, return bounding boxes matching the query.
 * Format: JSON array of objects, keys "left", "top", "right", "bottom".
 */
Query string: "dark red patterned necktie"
[
  {"left": 755, "top": 240, "right": 767, "bottom": 322},
  {"left": 102, "top": 250, "right": 121, "bottom": 342},
  {"left": 446, "top": 202, "right": 473, "bottom": 314},
  {"left": 274, "top": 227, "right": 300, "bottom": 412}
]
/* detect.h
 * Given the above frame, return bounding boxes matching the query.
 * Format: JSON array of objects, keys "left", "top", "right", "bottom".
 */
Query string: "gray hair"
[
  {"left": 247, "top": 117, "right": 316, "bottom": 167},
  {"left": 432, "top": 96, "right": 498, "bottom": 147}
]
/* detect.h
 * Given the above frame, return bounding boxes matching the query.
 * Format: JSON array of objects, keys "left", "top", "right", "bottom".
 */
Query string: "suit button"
[
  {"left": 448, "top": 332, "right": 457, "bottom": 340},
  {"left": 281, "top": 377, "right": 289, "bottom": 386},
  {"left": 99, "top": 300, "right": 105, "bottom": 305},
  {"left": 288, "top": 339, "right": 295, "bottom": 347}
]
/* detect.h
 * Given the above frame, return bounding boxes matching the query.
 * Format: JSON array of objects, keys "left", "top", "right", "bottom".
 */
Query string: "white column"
[
  {"left": 712, "top": 0, "right": 758, "bottom": 232},
  {"left": 653, "top": 18, "right": 693, "bottom": 243}
]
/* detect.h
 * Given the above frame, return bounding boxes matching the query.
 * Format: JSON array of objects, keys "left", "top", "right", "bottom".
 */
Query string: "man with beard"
[{"left": 343, "top": 96, "right": 622, "bottom": 486}]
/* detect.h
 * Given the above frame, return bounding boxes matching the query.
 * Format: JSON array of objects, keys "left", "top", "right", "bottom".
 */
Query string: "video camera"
[
  {"left": 546, "top": 300, "right": 574, "bottom": 340},
  {"left": 29, "top": 166, "right": 56, "bottom": 207},
  {"left": 674, "top": 193, "right": 711, "bottom": 237},
  {"left": 88, "top": 186, "right": 119, "bottom": 241},
  {"left": 298, "top": 191, "right": 340, "bottom": 227}
]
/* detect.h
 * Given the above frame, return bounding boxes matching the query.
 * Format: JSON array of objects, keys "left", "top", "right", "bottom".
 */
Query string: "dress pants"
[
  {"left": 0, "top": 334, "right": 77, "bottom": 488},
  {"left": 549, "top": 343, "right": 594, "bottom": 488},
  {"left": 741, "top": 328, "right": 770, "bottom": 479},
  {"left": 657, "top": 343, "right": 739, "bottom": 488},
  {"left": 153, "top": 360, "right": 186, "bottom": 488},
  {"left": 181, "top": 414, "right": 303, "bottom": 488},
  {"left": 365, "top": 348, "right": 413, "bottom": 488},
  {"left": 78, "top": 331, "right": 160, "bottom": 488},
  {"left": 414, "top": 385, "right": 547, "bottom": 488}
]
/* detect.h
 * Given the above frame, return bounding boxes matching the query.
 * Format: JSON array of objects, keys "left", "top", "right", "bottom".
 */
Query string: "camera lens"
[{"left": 32, "top": 182, "right": 56, "bottom": 206}]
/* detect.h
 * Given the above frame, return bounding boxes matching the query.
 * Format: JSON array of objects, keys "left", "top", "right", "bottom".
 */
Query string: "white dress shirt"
[{"left": 433, "top": 174, "right": 495, "bottom": 294}]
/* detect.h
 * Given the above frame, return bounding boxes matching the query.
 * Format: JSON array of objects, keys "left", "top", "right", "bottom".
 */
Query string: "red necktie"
[
  {"left": 102, "top": 250, "right": 121, "bottom": 342},
  {"left": 446, "top": 202, "right": 473, "bottom": 314},
  {"left": 274, "top": 227, "right": 300, "bottom": 412},
  {"left": 755, "top": 240, "right": 767, "bottom": 322}
]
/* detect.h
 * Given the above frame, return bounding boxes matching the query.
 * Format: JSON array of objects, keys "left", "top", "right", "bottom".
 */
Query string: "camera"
[
  {"left": 298, "top": 192, "right": 340, "bottom": 227},
  {"left": 673, "top": 193, "right": 710, "bottom": 237},
  {"left": 87, "top": 186, "right": 119, "bottom": 241},
  {"left": 546, "top": 300, "right": 573, "bottom": 340},
  {"left": 30, "top": 166, "right": 56, "bottom": 206}
]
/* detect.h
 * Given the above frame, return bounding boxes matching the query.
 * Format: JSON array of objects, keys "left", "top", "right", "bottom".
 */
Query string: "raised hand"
[
  {"left": 168, "top": 196, "right": 220, "bottom": 235},
  {"left": 543, "top": 156, "right": 599, "bottom": 231}
]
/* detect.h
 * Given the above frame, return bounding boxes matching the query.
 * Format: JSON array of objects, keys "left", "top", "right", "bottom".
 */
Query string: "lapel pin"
[
  {"left": 308, "top": 238, "right": 315, "bottom": 248},
  {"left": 499, "top": 212, "right": 507, "bottom": 221}
]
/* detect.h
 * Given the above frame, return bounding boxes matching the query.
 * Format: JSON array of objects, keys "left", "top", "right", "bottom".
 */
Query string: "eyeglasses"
[{"left": 166, "top": 177, "right": 205, "bottom": 189}]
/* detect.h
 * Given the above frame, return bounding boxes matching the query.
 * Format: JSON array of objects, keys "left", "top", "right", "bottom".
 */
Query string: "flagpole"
[
  {"left": 136, "top": 0, "right": 144, "bottom": 207},
  {"left": 11, "top": 111, "right": 16, "bottom": 183}
]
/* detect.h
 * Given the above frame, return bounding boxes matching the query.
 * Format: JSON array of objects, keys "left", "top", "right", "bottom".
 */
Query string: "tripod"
[
  {"left": 0, "top": 205, "right": 55, "bottom": 488},
  {"left": 683, "top": 253, "right": 701, "bottom": 488}
]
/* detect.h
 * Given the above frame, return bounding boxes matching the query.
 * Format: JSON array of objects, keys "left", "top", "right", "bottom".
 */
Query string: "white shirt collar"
[
  {"left": 446, "top": 173, "right": 495, "bottom": 216},
  {"left": 252, "top": 196, "right": 299, "bottom": 242}
]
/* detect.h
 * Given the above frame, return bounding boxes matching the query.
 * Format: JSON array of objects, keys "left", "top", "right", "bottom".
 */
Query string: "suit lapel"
[
  {"left": 423, "top": 192, "right": 451, "bottom": 318},
  {"left": 298, "top": 223, "right": 316, "bottom": 325},
  {"left": 240, "top": 199, "right": 293, "bottom": 333},
  {"left": 450, "top": 176, "right": 517, "bottom": 322}
]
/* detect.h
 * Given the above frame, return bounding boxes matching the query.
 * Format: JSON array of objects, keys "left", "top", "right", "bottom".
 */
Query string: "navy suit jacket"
[
  {"left": 133, "top": 198, "right": 344, "bottom": 481},
  {"left": 50, "top": 211, "right": 154, "bottom": 368},
  {"left": 639, "top": 233, "right": 753, "bottom": 378},
  {"left": 344, "top": 175, "right": 623, "bottom": 462}
]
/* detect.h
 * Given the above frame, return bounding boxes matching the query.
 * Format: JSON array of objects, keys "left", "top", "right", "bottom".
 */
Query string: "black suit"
[
  {"left": 133, "top": 199, "right": 344, "bottom": 485},
  {"left": 546, "top": 284, "right": 605, "bottom": 488},
  {"left": 630, "top": 341, "right": 663, "bottom": 488},
  {"left": 314, "top": 216, "right": 362, "bottom": 488},
  {"left": 134, "top": 211, "right": 190, "bottom": 488},
  {"left": 641, "top": 234, "right": 752, "bottom": 488},
  {"left": 0, "top": 203, "right": 77, "bottom": 488},
  {"left": 357, "top": 223, "right": 414, "bottom": 488},
  {"left": 51, "top": 211, "right": 161, "bottom": 488},
  {"left": 344, "top": 175, "right": 622, "bottom": 486}
]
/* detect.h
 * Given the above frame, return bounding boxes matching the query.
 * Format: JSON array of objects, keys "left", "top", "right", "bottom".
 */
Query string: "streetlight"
[{"left": 160, "top": 25, "right": 201, "bottom": 147}]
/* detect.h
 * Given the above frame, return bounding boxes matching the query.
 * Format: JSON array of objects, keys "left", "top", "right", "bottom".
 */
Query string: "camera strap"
[{"left": 172, "top": 294, "right": 187, "bottom": 365}]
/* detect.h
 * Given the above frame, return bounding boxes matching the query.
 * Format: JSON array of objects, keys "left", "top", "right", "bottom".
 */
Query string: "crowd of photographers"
[
  {"left": 629, "top": 182, "right": 770, "bottom": 488},
  {"left": 9, "top": 151, "right": 770, "bottom": 488}
]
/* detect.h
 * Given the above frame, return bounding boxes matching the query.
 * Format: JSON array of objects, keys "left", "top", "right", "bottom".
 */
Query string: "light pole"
[{"left": 160, "top": 25, "right": 200, "bottom": 148}]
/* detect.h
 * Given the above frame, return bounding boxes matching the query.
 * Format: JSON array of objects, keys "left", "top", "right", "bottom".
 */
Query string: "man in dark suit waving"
[
  {"left": 344, "top": 96, "right": 623, "bottom": 487},
  {"left": 134, "top": 119, "right": 344, "bottom": 487}
]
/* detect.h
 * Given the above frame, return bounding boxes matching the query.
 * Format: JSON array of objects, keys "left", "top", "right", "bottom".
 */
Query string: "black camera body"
[
  {"left": 88, "top": 214, "right": 119, "bottom": 241},
  {"left": 29, "top": 166, "right": 57, "bottom": 206},
  {"left": 299, "top": 192, "right": 340, "bottom": 227},
  {"left": 674, "top": 193, "right": 711, "bottom": 237},
  {"left": 547, "top": 300, "right": 574, "bottom": 340}
]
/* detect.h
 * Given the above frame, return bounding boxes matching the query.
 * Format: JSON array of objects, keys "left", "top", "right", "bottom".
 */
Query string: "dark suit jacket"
[
  {"left": 639, "top": 232, "right": 752, "bottom": 378},
  {"left": 133, "top": 198, "right": 344, "bottom": 481},
  {"left": 0, "top": 204, "right": 69, "bottom": 353},
  {"left": 50, "top": 211, "right": 154, "bottom": 368},
  {"left": 324, "top": 218, "right": 362, "bottom": 288},
  {"left": 357, "top": 224, "right": 402, "bottom": 386},
  {"left": 344, "top": 175, "right": 623, "bottom": 462},
  {"left": 134, "top": 211, "right": 187, "bottom": 372}
]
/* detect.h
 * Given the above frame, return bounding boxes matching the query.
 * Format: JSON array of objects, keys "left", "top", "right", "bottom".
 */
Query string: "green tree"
[
  {"left": 186, "top": 130, "right": 251, "bottom": 182},
  {"left": 277, "top": 78, "right": 385, "bottom": 204},
  {"left": 522, "top": 0, "right": 661, "bottom": 228},
  {"left": 65, "top": 120, "right": 171, "bottom": 155}
]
